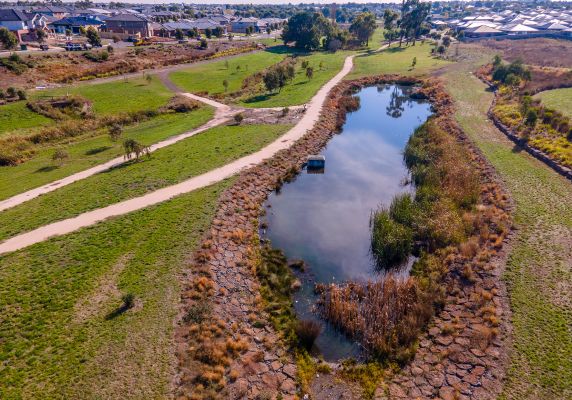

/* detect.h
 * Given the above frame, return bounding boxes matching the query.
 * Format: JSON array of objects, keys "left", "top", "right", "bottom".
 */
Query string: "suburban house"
[
  {"left": 104, "top": 14, "right": 152, "bottom": 38},
  {"left": 31, "top": 5, "right": 70, "bottom": 19},
  {"left": 158, "top": 19, "right": 226, "bottom": 37},
  {"left": 231, "top": 17, "right": 259, "bottom": 33},
  {"left": 49, "top": 16, "right": 105, "bottom": 35},
  {"left": 0, "top": 9, "right": 47, "bottom": 41}
]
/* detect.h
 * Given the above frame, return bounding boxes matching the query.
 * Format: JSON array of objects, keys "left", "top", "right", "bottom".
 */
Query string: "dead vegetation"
[
  {"left": 0, "top": 41, "right": 258, "bottom": 90},
  {"left": 479, "top": 38, "right": 572, "bottom": 68}
]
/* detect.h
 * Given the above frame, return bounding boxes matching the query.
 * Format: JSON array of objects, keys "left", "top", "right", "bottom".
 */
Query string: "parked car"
[{"left": 65, "top": 42, "right": 85, "bottom": 51}]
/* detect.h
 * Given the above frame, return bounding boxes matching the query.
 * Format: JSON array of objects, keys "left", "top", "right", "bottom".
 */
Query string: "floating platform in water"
[{"left": 307, "top": 155, "right": 326, "bottom": 170}]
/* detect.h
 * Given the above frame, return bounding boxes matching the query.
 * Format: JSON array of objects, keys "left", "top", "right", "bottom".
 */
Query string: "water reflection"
[{"left": 262, "top": 85, "right": 433, "bottom": 360}]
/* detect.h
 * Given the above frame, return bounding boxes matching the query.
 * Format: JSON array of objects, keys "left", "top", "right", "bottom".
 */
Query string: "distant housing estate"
[
  {"left": 431, "top": 6, "right": 572, "bottom": 40},
  {"left": 0, "top": 4, "right": 286, "bottom": 44}
]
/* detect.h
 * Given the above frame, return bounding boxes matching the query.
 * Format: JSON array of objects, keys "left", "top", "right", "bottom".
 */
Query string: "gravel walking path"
[{"left": 0, "top": 55, "right": 355, "bottom": 254}]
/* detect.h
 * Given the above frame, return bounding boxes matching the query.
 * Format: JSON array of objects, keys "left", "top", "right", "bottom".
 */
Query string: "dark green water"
[{"left": 262, "top": 85, "right": 433, "bottom": 360}]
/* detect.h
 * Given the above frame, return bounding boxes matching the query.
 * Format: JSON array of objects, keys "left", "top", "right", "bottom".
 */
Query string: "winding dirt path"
[
  {"left": 0, "top": 100, "right": 233, "bottom": 213},
  {"left": 0, "top": 55, "right": 355, "bottom": 255}
]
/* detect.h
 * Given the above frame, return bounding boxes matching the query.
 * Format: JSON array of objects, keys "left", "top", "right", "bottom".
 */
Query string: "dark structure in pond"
[{"left": 262, "top": 84, "right": 433, "bottom": 360}]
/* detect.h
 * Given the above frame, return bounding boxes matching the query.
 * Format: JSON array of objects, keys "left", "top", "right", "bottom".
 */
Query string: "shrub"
[
  {"left": 389, "top": 193, "right": 416, "bottom": 226},
  {"left": 370, "top": 208, "right": 413, "bottom": 269},
  {"left": 295, "top": 319, "right": 321, "bottom": 350},
  {"left": 163, "top": 95, "right": 200, "bottom": 113},
  {"left": 233, "top": 113, "right": 244, "bottom": 125},
  {"left": 183, "top": 300, "right": 212, "bottom": 324},
  {"left": 525, "top": 108, "right": 538, "bottom": 127},
  {"left": 122, "top": 293, "right": 135, "bottom": 309},
  {"left": 108, "top": 124, "right": 123, "bottom": 141},
  {"left": 52, "top": 148, "right": 69, "bottom": 165}
]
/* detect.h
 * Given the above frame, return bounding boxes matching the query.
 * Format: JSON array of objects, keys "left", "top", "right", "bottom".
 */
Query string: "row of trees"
[
  {"left": 282, "top": 11, "right": 377, "bottom": 51},
  {"left": 383, "top": 0, "right": 431, "bottom": 46}
]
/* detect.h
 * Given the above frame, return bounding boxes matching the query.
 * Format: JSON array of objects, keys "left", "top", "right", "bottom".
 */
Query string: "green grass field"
[
  {"left": 0, "top": 101, "right": 54, "bottom": 137},
  {"left": 32, "top": 76, "right": 174, "bottom": 115},
  {"left": 0, "top": 180, "right": 231, "bottom": 400},
  {"left": 534, "top": 87, "right": 572, "bottom": 118},
  {"left": 347, "top": 42, "right": 451, "bottom": 79},
  {"left": 444, "top": 56, "right": 572, "bottom": 400},
  {"left": 239, "top": 51, "right": 350, "bottom": 108},
  {"left": 0, "top": 107, "right": 214, "bottom": 201},
  {"left": 169, "top": 47, "right": 286, "bottom": 95},
  {"left": 0, "top": 76, "right": 174, "bottom": 139},
  {"left": 0, "top": 123, "right": 291, "bottom": 241}
]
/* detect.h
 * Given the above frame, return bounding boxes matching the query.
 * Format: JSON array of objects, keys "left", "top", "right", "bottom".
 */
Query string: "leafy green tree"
[
  {"left": 282, "top": 12, "right": 332, "bottom": 51},
  {"left": 383, "top": 9, "right": 399, "bottom": 45},
  {"left": 399, "top": 0, "right": 431, "bottom": 46},
  {"left": 200, "top": 38, "right": 208, "bottom": 49},
  {"left": 442, "top": 35, "right": 451, "bottom": 47},
  {"left": 0, "top": 28, "right": 18, "bottom": 50},
  {"left": 36, "top": 29, "right": 47, "bottom": 44},
  {"left": 263, "top": 69, "right": 279, "bottom": 92},
  {"left": 350, "top": 12, "right": 377, "bottom": 46},
  {"left": 186, "top": 29, "right": 196, "bottom": 39},
  {"left": 205, "top": 28, "right": 212, "bottom": 39},
  {"left": 175, "top": 28, "right": 185, "bottom": 41},
  {"left": 213, "top": 26, "right": 224, "bottom": 38},
  {"left": 86, "top": 27, "right": 101, "bottom": 46}
]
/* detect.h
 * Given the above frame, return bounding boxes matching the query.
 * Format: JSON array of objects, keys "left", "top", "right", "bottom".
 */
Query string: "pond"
[{"left": 262, "top": 84, "right": 433, "bottom": 360}]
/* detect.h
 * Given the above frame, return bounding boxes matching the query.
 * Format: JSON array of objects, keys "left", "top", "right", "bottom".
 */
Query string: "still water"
[{"left": 262, "top": 85, "right": 433, "bottom": 360}]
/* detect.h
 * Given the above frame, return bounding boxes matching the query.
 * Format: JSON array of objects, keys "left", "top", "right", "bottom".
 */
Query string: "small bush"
[
  {"left": 122, "top": 293, "right": 135, "bottom": 309},
  {"left": 370, "top": 208, "right": 413, "bottom": 269},
  {"left": 234, "top": 113, "right": 244, "bottom": 125},
  {"left": 163, "top": 95, "right": 200, "bottom": 113},
  {"left": 295, "top": 319, "right": 321, "bottom": 350},
  {"left": 183, "top": 300, "right": 212, "bottom": 324},
  {"left": 389, "top": 193, "right": 416, "bottom": 226}
]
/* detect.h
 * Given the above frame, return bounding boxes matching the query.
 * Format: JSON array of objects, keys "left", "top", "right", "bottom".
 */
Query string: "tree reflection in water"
[{"left": 379, "top": 84, "right": 414, "bottom": 119}]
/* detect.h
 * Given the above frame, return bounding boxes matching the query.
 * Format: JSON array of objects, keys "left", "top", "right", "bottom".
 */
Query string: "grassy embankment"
[
  {"left": 347, "top": 42, "right": 451, "bottom": 79},
  {"left": 534, "top": 87, "right": 572, "bottom": 118},
  {"left": 0, "top": 123, "right": 290, "bottom": 241},
  {"left": 0, "top": 180, "right": 232, "bottom": 400},
  {"left": 0, "top": 77, "right": 215, "bottom": 200},
  {"left": 445, "top": 58, "right": 572, "bottom": 400},
  {"left": 0, "top": 101, "right": 54, "bottom": 136}
]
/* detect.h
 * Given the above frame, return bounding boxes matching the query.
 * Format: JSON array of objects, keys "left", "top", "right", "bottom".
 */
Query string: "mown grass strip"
[
  {"left": 347, "top": 42, "right": 451, "bottom": 79},
  {"left": 169, "top": 47, "right": 287, "bottom": 95},
  {"left": 0, "top": 181, "right": 231, "bottom": 400},
  {"left": 0, "top": 107, "right": 215, "bottom": 201},
  {"left": 0, "top": 123, "right": 291, "bottom": 241}
]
